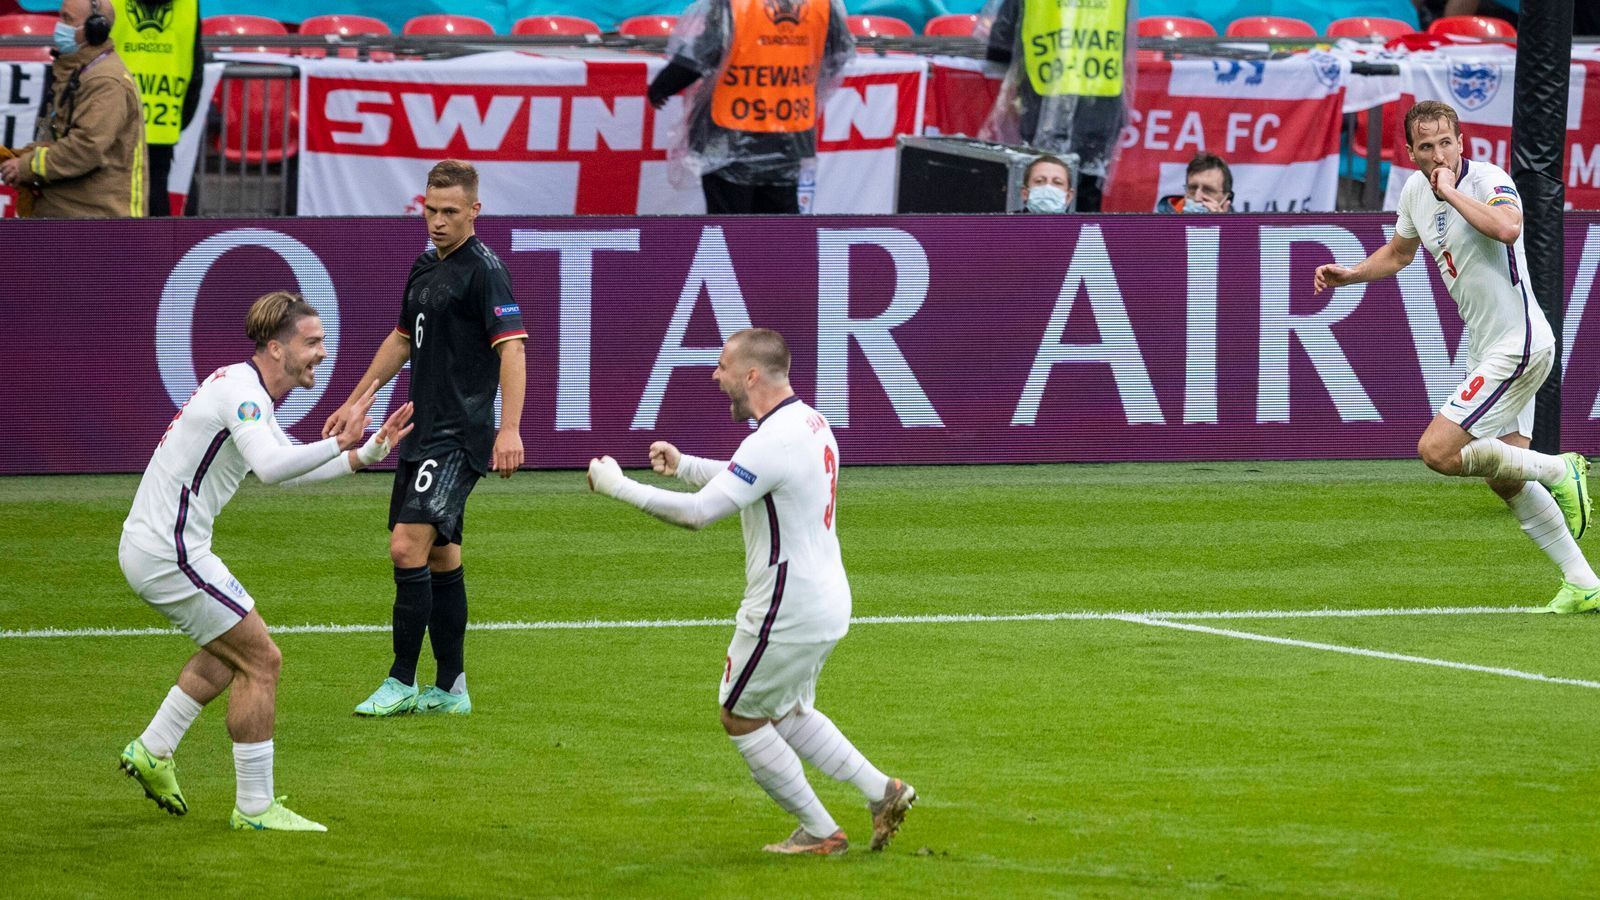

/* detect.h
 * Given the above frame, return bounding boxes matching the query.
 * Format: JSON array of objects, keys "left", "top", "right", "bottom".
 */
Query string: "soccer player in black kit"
[{"left": 324, "top": 160, "right": 527, "bottom": 717}]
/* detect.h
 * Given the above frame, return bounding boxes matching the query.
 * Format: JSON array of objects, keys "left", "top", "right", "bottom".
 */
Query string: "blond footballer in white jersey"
[
  {"left": 586, "top": 328, "right": 915, "bottom": 857},
  {"left": 1314, "top": 101, "right": 1597, "bottom": 615},
  {"left": 116, "top": 292, "right": 413, "bottom": 833}
]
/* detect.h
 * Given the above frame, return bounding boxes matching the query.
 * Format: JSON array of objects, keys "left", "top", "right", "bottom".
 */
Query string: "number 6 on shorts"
[{"left": 415, "top": 458, "right": 437, "bottom": 493}]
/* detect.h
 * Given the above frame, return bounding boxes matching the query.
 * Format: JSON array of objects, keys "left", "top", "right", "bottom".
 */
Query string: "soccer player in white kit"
[
  {"left": 118, "top": 292, "right": 415, "bottom": 830},
  {"left": 586, "top": 328, "right": 916, "bottom": 855},
  {"left": 1315, "top": 101, "right": 1597, "bottom": 614}
]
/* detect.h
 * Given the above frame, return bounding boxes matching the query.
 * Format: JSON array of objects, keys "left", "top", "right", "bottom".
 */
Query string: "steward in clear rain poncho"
[
  {"left": 978, "top": 0, "right": 1137, "bottom": 211},
  {"left": 646, "top": 0, "right": 854, "bottom": 214}
]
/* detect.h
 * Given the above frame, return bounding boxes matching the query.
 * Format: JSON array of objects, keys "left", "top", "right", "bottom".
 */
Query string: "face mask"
[
  {"left": 53, "top": 21, "right": 79, "bottom": 55},
  {"left": 1182, "top": 199, "right": 1213, "bottom": 214},
  {"left": 1024, "top": 184, "right": 1068, "bottom": 214}
]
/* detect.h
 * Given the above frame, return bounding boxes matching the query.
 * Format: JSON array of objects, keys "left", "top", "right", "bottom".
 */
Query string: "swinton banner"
[{"left": 2, "top": 213, "right": 1599, "bottom": 475}]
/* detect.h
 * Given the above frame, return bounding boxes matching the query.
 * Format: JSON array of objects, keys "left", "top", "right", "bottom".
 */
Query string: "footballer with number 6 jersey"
[
  {"left": 118, "top": 291, "right": 414, "bottom": 832},
  {"left": 586, "top": 328, "right": 916, "bottom": 857},
  {"left": 1314, "top": 100, "right": 1597, "bottom": 614},
  {"left": 324, "top": 160, "right": 527, "bottom": 718}
]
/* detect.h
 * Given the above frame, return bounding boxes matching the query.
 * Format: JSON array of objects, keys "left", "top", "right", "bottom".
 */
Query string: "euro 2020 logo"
[
  {"left": 763, "top": 0, "right": 808, "bottom": 26},
  {"left": 1449, "top": 63, "right": 1501, "bottom": 111},
  {"left": 125, "top": 0, "right": 174, "bottom": 34}
]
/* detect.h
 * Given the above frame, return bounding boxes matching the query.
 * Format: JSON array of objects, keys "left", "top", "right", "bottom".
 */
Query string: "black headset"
[{"left": 83, "top": 0, "right": 111, "bottom": 46}]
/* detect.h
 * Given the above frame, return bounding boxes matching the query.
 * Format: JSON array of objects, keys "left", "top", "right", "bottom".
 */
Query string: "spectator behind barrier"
[
  {"left": 111, "top": 0, "right": 202, "bottom": 216},
  {"left": 1019, "top": 154, "right": 1073, "bottom": 213},
  {"left": 0, "top": 0, "right": 148, "bottom": 217},
  {"left": 1156, "top": 152, "right": 1233, "bottom": 213}
]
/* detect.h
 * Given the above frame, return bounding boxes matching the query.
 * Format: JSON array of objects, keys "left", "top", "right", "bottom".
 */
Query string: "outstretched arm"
[
  {"left": 323, "top": 331, "right": 411, "bottom": 438},
  {"left": 587, "top": 456, "right": 741, "bottom": 530},
  {"left": 648, "top": 441, "right": 725, "bottom": 488},
  {"left": 1313, "top": 231, "right": 1419, "bottom": 294}
]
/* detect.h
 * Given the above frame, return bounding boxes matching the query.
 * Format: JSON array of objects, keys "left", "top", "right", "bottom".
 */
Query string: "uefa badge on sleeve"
[{"left": 238, "top": 402, "right": 262, "bottom": 423}]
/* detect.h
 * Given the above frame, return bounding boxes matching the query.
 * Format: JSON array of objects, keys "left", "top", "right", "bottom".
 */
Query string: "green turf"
[{"left": 3, "top": 462, "right": 1598, "bottom": 897}]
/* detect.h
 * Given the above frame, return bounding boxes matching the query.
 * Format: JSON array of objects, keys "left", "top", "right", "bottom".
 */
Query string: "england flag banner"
[
  {"left": 1384, "top": 54, "right": 1597, "bottom": 210},
  {"left": 1102, "top": 54, "right": 1349, "bottom": 213},
  {"left": 297, "top": 50, "right": 925, "bottom": 216}
]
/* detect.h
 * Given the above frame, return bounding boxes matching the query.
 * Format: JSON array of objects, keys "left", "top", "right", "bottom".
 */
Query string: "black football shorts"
[{"left": 389, "top": 449, "right": 481, "bottom": 546}]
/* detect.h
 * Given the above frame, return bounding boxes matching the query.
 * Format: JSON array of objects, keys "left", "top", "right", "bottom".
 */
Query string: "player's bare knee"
[
  {"left": 1417, "top": 438, "right": 1460, "bottom": 475},
  {"left": 389, "top": 532, "right": 425, "bottom": 568},
  {"left": 248, "top": 639, "right": 282, "bottom": 684}
]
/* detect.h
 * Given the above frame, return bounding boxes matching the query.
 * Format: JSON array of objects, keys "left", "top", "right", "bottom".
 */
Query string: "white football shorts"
[
  {"left": 1439, "top": 345, "right": 1553, "bottom": 440},
  {"left": 719, "top": 631, "right": 837, "bottom": 720},
  {"left": 119, "top": 538, "right": 254, "bottom": 646}
]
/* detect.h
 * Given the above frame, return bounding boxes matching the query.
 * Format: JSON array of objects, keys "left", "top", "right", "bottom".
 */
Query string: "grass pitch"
[{"left": 3, "top": 462, "right": 1599, "bottom": 897}]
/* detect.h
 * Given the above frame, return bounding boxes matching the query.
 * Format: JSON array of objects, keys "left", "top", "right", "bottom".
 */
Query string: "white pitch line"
[
  {"left": 1114, "top": 614, "right": 1600, "bottom": 691},
  {"left": 0, "top": 604, "right": 1548, "bottom": 641}
]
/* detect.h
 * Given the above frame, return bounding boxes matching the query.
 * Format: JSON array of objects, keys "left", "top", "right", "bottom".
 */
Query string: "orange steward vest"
[{"left": 710, "top": 0, "right": 829, "bottom": 133}]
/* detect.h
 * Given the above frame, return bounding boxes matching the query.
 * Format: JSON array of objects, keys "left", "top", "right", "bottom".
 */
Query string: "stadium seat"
[
  {"left": 299, "top": 14, "right": 391, "bottom": 59},
  {"left": 847, "top": 15, "right": 914, "bottom": 37},
  {"left": 403, "top": 14, "right": 495, "bottom": 36},
  {"left": 202, "top": 14, "right": 290, "bottom": 53},
  {"left": 1225, "top": 16, "right": 1317, "bottom": 38},
  {"left": 923, "top": 13, "right": 979, "bottom": 37},
  {"left": 1427, "top": 15, "right": 1515, "bottom": 39},
  {"left": 617, "top": 15, "right": 677, "bottom": 37},
  {"left": 513, "top": 15, "right": 602, "bottom": 36},
  {"left": 0, "top": 13, "right": 56, "bottom": 62},
  {"left": 1138, "top": 16, "right": 1217, "bottom": 39},
  {"left": 1325, "top": 16, "right": 1414, "bottom": 41}
]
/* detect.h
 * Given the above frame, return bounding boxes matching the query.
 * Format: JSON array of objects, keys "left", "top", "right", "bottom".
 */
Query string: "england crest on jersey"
[
  {"left": 1434, "top": 210, "right": 1447, "bottom": 237},
  {"left": 1449, "top": 63, "right": 1501, "bottom": 111}
]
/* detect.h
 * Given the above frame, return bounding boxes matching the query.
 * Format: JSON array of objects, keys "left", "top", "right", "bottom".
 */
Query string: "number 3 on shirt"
[{"left": 822, "top": 446, "right": 837, "bottom": 529}]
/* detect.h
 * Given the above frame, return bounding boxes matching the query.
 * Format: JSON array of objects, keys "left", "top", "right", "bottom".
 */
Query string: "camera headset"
[{"left": 83, "top": 0, "right": 111, "bottom": 46}]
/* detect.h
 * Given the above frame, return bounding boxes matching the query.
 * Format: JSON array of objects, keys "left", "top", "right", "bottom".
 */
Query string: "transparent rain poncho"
[
  {"left": 661, "top": 0, "right": 855, "bottom": 185},
  {"left": 976, "top": 0, "right": 1138, "bottom": 180}
]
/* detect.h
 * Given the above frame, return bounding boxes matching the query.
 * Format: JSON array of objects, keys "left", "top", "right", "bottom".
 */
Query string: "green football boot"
[
  {"left": 230, "top": 796, "right": 327, "bottom": 832},
  {"left": 1547, "top": 452, "right": 1592, "bottom": 541},
  {"left": 1545, "top": 581, "right": 1600, "bottom": 615},
  {"left": 353, "top": 677, "right": 418, "bottom": 717},
  {"left": 414, "top": 685, "right": 472, "bottom": 716},
  {"left": 119, "top": 738, "right": 188, "bottom": 816}
]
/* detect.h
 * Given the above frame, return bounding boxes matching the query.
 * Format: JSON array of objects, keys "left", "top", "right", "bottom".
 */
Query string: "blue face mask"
[
  {"left": 1182, "top": 199, "right": 1212, "bottom": 214},
  {"left": 53, "top": 21, "right": 79, "bottom": 55},
  {"left": 1024, "top": 184, "right": 1069, "bottom": 214}
]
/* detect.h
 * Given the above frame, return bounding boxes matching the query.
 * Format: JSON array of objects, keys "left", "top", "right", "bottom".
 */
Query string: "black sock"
[
  {"left": 389, "top": 564, "right": 433, "bottom": 685},
  {"left": 429, "top": 565, "right": 468, "bottom": 692}
]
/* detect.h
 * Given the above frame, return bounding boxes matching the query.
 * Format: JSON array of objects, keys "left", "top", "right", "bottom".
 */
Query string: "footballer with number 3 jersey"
[
  {"left": 117, "top": 292, "right": 413, "bottom": 832},
  {"left": 1314, "top": 100, "right": 1597, "bottom": 614},
  {"left": 325, "top": 160, "right": 527, "bottom": 719},
  {"left": 587, "top": 328, "right": 916, "bottom": 857}
]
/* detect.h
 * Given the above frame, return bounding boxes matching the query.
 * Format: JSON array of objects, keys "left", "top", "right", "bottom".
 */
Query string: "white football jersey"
[
  {"left": 123, "top": 362, "right": 288, "bottom": 563},
  {"left": 706, "top": 396, "right": 851, "bottom": 644},
  {"left": 1395, "top": 158, "right": 1554, "bottom": 364}
]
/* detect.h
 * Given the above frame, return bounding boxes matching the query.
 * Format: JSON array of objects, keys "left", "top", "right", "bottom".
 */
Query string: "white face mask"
[{"left": 1024, "top": 184, "right": 1068, "bottom": 214}]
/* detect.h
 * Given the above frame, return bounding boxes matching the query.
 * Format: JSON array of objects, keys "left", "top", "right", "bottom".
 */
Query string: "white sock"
[
  {"left": 232, "top": 739, "right": 275, "bottom": 816},
  {"left": 1459, "top": 439, "right": 1566, "bottom": 484},
  {"left": 729, "top": 725, "right": 837, "bottom": 839},
  {"left": 139, "top": 686, "right": 203, "bottom": 759},
  {"left": 773, "top": 709, "right": 890, "bottom": 803},
  {"left": 447, "top": 673, "right": 467, "bottom": 696},
  {"left": 1508, "top": 484, "right": 1599, "bottom": 587}
]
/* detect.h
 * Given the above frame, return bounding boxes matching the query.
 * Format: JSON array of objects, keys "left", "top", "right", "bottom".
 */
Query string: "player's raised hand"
[
  {"left": 1429, "top": 164, "right": 1456, "bottom": 198},
  {"left": 376, "top": 401, "right": 415, "bottom": 447},
  {"left": 587, "top": 455, "right": 626, "bottom": 497},
  {"left": 322, "top": 380, "right": 378, "bottom": 439},
  {"left": 1314, "top": 263, "right": 1357, "bottom": 295},
  {"left": 330, "top": 404, "right": 372, "bottom": 452},
  {"left": 649, "top": 441, "right": 681, "bottom": 476},
  {"left": 493, "top": 428, "right": 523, "bottom": 479}
]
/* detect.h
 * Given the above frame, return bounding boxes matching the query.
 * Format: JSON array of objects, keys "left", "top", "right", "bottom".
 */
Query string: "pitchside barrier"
[{"left": 1, "top": 213, "right": 1597, "bottom": 475}]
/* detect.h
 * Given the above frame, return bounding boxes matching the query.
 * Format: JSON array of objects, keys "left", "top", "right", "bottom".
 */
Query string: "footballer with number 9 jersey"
[
  {"left": 587, "top": 328, "right": 916, "bottom": 857},
  {"left": 1314, "top": 100, "right": 1596, "bottom": 614},
  {"left": 324, "top": 160, "right": 527, "bottom": 718}
]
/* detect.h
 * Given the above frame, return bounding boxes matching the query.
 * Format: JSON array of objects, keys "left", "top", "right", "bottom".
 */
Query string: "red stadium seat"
[
  {"left": 923, "top": 13, "right": 978, "bottom": 36},
  {"left": 1326, "top": 16, "right": 1413, "bottom": 41},
  {"left": 847, "top": 15, "right": 913, "bottom": 37},
  {"left": 403, "top": 14, "right": 495, "bottom": 36},
  {"left": 202, "top": 14, "right": 290, "bottom": 52},
  {"left": 298, "top": 14, "right": 392, "bottom": 59},
  {"left": 1427, "top": 15, "right": 1515, "bottom": 39},
  {"left": 617, "top": 15, "right": 677, "bottom": 36},
  {"left": 0, "top": 13, "right": 56, "bottom": 62},
  {"left": 1225, "top": 16, "right": 1317, "bottom": 38},
  {"left": 1138, "top": 16, "right": 1216, "bottom": 38},
  {"left": 514, "top": 15, "right": 601, "bottom": 36}
]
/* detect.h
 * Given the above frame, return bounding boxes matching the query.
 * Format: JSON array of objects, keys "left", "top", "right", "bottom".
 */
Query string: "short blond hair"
[
  {"left": 245, "top": 291, "right": 319, "bottom": 350},
  {"left": 1404, "top": 100, "right": 1460, "bottom": 146},
  {"left": 427, "top": 159, "right": 478, "bottom": 199},
  {"left": 729, "top": 328, "right": 791, "bottom": 380}
]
